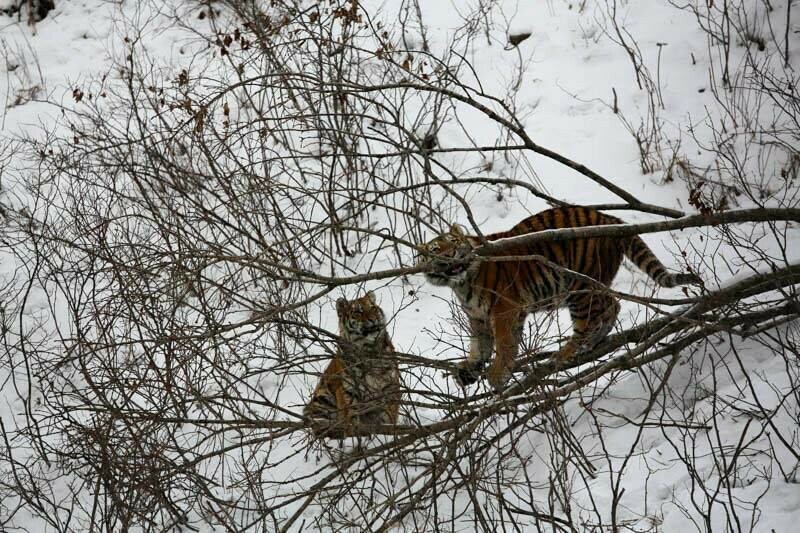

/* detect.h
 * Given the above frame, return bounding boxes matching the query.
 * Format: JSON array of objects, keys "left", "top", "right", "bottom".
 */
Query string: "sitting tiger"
[
  {"left": 303, "top": 292, "right": 401, "bottom": 439},
  {"left": 417, "top": 205, "right": 700, "bottom": 390}
]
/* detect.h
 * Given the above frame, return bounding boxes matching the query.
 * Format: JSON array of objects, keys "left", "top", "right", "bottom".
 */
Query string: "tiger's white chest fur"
[
  {"left": 341, "top": 333, "right": 396, "bottom": 381},
  {"left": 450, "top": 267, "right": 492, "bottom": 320},
  {"left": 341, "top": 334, "right": 399, "bottom": 423}
]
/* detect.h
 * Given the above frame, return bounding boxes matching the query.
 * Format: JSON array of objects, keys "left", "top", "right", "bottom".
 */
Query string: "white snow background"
[{"left": 1, "top": 0, "right": 799, "bottom": 531}]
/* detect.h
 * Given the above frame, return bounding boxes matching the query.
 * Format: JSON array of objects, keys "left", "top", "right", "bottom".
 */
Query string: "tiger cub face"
[
  {"left": 336, "top": 292, "right": 387, "bottom": 343},
  {"left": 417, "top": 224, "right": 475, "bottom": 287}
]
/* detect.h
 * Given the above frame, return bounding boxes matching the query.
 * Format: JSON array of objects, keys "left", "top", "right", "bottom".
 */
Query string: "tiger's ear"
[
  {"left": 336, "top": 298, "right": 348, "bottom": 315},
  {"left": 449, "top": 223, "right": 466, "bottom": 237},
  {"left": 366, "top": 291, "right": 377, "bottom": 304}
]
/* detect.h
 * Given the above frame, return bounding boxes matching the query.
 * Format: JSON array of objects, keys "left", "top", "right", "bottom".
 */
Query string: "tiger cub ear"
[
  {"left": 366, "top": 291, "right": 377, "bottom": 304},
  {"left": 335, "top": 298, "right": 348, "bottom": 315},
  {"left": 449, "top": 223, "right": 466, "bottom": 237}
]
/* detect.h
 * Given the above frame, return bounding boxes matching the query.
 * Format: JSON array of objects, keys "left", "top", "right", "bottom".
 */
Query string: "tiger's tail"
[{"left": 625, "top": 236, "right": 700, "bottom": 288}]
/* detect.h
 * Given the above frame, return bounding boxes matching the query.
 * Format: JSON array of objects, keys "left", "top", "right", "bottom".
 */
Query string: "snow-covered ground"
[{"left": 1, "top": 0, "right": 799, "bottom": 531}]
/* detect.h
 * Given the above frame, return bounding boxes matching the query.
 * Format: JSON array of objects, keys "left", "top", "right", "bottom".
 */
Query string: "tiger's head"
[
  {"left": 336, "top": 292, "right": 387, "bottom": 342},
  {"left": 416, "top": 224, "right": 475, "bottom": 287}
]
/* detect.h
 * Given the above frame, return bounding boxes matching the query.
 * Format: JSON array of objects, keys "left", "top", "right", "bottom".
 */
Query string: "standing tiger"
[
  {"left": 303, "top": 292, "right": 401, "bottom": 439},
  {"left": 417, "top": 205, "right": 700, "bottom": 390}
]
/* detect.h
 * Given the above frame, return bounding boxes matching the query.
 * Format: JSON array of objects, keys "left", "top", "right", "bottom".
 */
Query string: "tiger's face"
[
  {"left": 417, "top": 224, "right": 474, "bottom": 286},
  {"left": 336, "top": 292, "right": 386, "bottom": 341}
]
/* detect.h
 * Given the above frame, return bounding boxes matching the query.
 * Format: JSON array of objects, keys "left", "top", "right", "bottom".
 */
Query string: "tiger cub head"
[
  {"left": 336, "top": 292, "right": 387, "bottom": 342},
  {"left": 417, "top": 224, "right": 475, "bottom": 286}
]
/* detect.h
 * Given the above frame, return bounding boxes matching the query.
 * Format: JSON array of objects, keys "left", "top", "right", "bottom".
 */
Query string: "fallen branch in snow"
[
  {"left": 109, "top": 264, "right": 799, "bottom": 441},
  {"left": 410, "top": 263, "right": 800, "bottom": 422}
]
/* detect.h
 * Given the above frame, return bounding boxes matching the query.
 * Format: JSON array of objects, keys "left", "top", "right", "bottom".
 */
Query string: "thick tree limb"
[{"left": 473, "top": 207, "right": 800, "bottom": 256}]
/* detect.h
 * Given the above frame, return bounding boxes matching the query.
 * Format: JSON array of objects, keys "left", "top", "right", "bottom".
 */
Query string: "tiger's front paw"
[
  {"left": 552, "top": 341, "right": 578, "bottom": 368},
  {"left": 486, "top": 361, "right": 511, "bottom": 392},
  {"left": 454, "top": 361, "right": 485, "bottom": 387},
  {"left": 308, "top": 419, "right": 346, "bottom": 440}
]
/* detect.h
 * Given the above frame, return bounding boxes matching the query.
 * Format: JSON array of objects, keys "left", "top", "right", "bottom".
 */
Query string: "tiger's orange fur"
[
  {"left": 417, "top": 205, "right": 699, "bottom": 390},
  {"left": 303, "top": 292, "right": 400, "bottom": 439}
]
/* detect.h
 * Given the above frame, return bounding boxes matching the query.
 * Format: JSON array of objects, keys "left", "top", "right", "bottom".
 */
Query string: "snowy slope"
[{"left": 1, "top": 0, "right": 798, "bottom": 531}]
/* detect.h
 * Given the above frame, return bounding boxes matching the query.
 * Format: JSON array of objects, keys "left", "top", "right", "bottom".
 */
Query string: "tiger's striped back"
[
  {"left": 483, "top": 206, "right": 697, "bottom": 290},
  {"left": 303, "top": 292, "right": 400, "bottom": 439}
]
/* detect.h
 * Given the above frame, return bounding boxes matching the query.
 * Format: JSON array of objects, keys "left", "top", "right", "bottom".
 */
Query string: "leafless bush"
[{"left": 0, "top": 0, "right": 798, "bottom": 531}]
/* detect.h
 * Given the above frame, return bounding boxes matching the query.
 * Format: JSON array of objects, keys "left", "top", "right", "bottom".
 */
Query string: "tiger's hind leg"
[
  {"left": 485, "top": 307, "right": 525, "bottom": 391},
  {"left": 304, "top": 363, "right": 353, "bottom": 440},
  {"left": 556, "top": 292, "right": 620, "bottom": 365},
  {"left": 313, "top": 385, "right": 352, "bottom": 440},
  {"left": 352, "top": 370, "right": 401, "bottom": 432}
]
